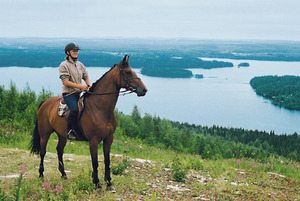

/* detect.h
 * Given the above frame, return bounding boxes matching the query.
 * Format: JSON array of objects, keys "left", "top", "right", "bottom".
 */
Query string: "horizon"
[{"left": 1, "top": 36, "right": 300, "bottom": 43}]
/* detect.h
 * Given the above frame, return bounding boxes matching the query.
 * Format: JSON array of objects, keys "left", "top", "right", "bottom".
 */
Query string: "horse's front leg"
[
  {"left": 103, "top": 135, "right": 115, "bottom": 191},
  {"left": 89, "top": 138, "right": 101, "bottom": 190},
  {"left": 56, "top": 135, "right": 68, "bottom": 179}
]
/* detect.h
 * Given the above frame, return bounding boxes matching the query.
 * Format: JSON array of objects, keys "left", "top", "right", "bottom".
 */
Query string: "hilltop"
[
  {"left": 0, "top": 85, "right": 299, "bottom": 200},
  {"left": 0, "top": 142, "right": 299, "bottom": 200}
]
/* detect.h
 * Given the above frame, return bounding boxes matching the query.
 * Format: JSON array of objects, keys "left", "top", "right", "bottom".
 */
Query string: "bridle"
[
  {"left": 118, "top": 64, "right": 142, "bottom": 94},
  {"left": 86, "top": 64, "right": 141, "bottom": 96}
]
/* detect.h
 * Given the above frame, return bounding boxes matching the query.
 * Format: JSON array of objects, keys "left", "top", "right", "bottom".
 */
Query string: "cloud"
[{"left": 1, "top": 0, "right": 300, "bottom": 40}]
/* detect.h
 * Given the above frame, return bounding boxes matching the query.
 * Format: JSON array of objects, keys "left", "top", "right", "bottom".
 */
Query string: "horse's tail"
[{"left": 30, "top": 101, "right": 44, "bottom": 155}]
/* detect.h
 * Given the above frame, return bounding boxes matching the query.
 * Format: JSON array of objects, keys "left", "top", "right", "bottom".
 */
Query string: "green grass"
[{"left": 0, "top": 125, "right": 300, "bottom": 200}]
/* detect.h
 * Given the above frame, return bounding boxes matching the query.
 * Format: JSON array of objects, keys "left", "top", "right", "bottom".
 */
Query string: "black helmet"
[{"left": 65, "top": 42, "right": 80, "bottom": 54}]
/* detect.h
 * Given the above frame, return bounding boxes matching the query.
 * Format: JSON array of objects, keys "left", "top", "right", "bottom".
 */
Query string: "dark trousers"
[
  {"left": 63, "top": 93, "right": 80, "bottom": 130},
  {"left": 63, "top": 93, "right": 80, "bottom": 114}
]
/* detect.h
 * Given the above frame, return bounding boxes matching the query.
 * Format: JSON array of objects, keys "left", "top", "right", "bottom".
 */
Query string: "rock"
[
  {"left": 133, "top": 158, "right": 155, "bottom": 165},
  {"left": 166, "top": 185, "right": 190, "bottom": 192},
  {"left": 0, "top": 174, "right": 19, "bottom": 178}
]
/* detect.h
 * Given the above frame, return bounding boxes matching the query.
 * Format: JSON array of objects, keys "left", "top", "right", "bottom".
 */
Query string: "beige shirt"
[{"left": 59, "top": 59, "right": 89, "bottom": 94}]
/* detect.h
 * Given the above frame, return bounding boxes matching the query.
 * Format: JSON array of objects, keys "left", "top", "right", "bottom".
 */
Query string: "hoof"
[
  {"left": 61, "top": 175, "right": 68, "bottom": 180},
  {"left": 95, "top": 186, "right": 103, "bottom": 194},
  {"left": 106, "top": 185, "right": 116, "bottom": 193},
  {"left": 39, "top": 175, "right": 44, "bottom": 181}
]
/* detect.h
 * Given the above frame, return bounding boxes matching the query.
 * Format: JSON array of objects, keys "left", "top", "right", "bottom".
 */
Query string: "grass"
[{"left": 0, "top": 126, "right": 300, "bottom": 200}]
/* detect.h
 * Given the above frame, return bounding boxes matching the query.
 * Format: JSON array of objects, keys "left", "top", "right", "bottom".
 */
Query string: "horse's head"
[{"left": 118, "top": 55, "right": 147, "bottom": 97}]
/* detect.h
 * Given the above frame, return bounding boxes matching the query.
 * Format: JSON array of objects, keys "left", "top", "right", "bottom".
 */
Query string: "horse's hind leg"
[
  {"left": 57, "top": 134, "right": 68, "bottom": 179},
  {"left": 39, "top": 131, "right": 52, "bottom": 179}
]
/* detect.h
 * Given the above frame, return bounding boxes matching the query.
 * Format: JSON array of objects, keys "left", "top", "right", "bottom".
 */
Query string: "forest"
[
  {"left": 250, "top": 75, "right": 300, "bottom": 110},
  {"left": 1, "top": 83, "right": 299, "bottom": 162}
]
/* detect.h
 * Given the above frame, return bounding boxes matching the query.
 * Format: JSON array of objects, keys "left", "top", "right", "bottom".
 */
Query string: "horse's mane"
[{"left": 86, "top": 64, "right": 118, "bottom": 94}]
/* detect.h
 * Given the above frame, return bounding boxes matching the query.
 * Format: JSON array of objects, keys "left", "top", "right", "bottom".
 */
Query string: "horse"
[{"left": 30, "top": 55, "right": 147, "bottom": 191}]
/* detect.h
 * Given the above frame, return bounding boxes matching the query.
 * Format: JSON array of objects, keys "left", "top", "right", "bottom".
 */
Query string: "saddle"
[
  {"left": 57, "top": 94, "right": 85, "bottom": 118},
  {"left": 57, "top": 94, "right": 88, "bottom": 141}
]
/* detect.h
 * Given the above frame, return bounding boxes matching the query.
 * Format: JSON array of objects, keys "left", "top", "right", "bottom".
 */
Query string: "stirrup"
[{"left": 67, "top": 129, "right": 77, "bottom": 140}]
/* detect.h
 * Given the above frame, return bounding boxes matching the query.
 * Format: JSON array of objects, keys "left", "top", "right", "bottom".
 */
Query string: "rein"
[
  {"left": 85, "top": 89, "right": 134, "bottom": 96},
  {"left": 85, "top": 64, "right": 140, "bottom": 97}
]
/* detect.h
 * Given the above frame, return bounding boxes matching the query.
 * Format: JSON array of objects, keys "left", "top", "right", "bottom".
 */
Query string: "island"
[
  {"left": 238, "top": 62, "right": 250, "bottom": 67},
  {"left": 140, "top": 57, "right": 233, "bottom": 78},
  {"left": 195, "top": 74, "right": 204, "bottom": 79},
  {"left": 250, "top": 75, "right": 300, "bottom": 110}
]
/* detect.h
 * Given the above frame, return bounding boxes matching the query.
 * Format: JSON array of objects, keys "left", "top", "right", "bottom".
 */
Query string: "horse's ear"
[
  {"left": 122, "top": 55, "right": 129, "bottom": 63},
  {"left": 122, "top": 55, "right": 127, "bottom": 62},
  {"left": 121, "top": 55, "right": 129, "bottom": 68}
]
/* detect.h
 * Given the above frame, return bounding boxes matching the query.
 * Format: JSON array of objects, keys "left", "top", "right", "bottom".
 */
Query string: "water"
[{"left": 1, "top": 59, "right": 300, "bottom": 134}]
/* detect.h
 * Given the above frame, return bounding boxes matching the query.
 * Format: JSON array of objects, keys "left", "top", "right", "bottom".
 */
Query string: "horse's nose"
[{"left": 137, "top": 87, "right": 147, "bottom": 96}]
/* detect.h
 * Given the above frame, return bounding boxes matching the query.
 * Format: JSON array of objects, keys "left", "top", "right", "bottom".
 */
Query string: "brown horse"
[{"left": 30, "top": 55, "right": 147, "bottom": 191}]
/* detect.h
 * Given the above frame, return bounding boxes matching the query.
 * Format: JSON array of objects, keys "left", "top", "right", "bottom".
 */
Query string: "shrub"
[
  {"left": 111, "top": 159, "right": 131, "bottom": 175},
  {"left": 171, "top": 156, "right": 187, "bottom": 182}
]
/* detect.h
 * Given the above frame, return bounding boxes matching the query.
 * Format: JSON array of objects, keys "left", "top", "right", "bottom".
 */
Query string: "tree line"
[
  {"left": 250, "top": 75, "right": 300, "bottom": 110},
  {"left": 0, "top": 84, "right": 299, "bottom": 161},
  {"left": 116, "top": 106, "right": 299, "bottom": 161}
]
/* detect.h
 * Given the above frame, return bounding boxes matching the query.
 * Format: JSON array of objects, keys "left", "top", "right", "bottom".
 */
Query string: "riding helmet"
[{"left": 65, "top": 42, "right": 80, "bottom": 54}]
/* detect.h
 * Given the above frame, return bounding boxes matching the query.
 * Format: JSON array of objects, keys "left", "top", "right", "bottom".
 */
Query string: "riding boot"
[{"left": 67, "top": 111, "right": 78, "bottom": 140}]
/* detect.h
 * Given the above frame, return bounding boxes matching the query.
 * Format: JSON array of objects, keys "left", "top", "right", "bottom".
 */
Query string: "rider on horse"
[{"left": 59, "top": 42, "right": 92, "bottom": 140}]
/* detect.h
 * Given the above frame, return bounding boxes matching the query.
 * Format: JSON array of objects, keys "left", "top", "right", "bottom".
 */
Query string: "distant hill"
[{"left": 1, "top": 38, "right": 300, "bottom": 78}]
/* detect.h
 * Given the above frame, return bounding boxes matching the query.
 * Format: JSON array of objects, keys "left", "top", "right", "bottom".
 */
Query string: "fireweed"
[{"left": 11, "top": 164, "right": 27, "bottom": 201}]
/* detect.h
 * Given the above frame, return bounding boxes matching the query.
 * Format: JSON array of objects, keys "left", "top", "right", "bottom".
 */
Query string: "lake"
[{"left": 1, "top": 58, "right": 300, "bottom": 134}]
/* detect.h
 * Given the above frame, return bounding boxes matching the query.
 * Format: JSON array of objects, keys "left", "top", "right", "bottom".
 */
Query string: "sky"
[{"left": 1, "top": 0, "right": 300, "bottom": 41}]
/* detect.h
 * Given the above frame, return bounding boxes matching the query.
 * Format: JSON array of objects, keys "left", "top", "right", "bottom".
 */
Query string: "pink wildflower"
[
  {"left": 297, "top": 164, "right": 299, "bottom": 169},
  {"left": 5, "top": 134, "right": 7, "bottom": 137},
  {"left": 6, "top": 131, "right": 9, "bottom": 134},
  {"left": 12, "top": 132, "right": 15, "bottom": 136},
  {"left": 18, "top": 164, "right": 27, "bottom": 172},
  {"left": 55, "top": 185, "right": 62, "bottom": 194},
  {"left": 42, "top": 182, "right": 51, "bottom": 191}
]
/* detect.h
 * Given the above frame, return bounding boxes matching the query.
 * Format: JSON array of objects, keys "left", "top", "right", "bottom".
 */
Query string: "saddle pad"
[{"left": 57, "top": 101, "right": 69, "bottom": 117}]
